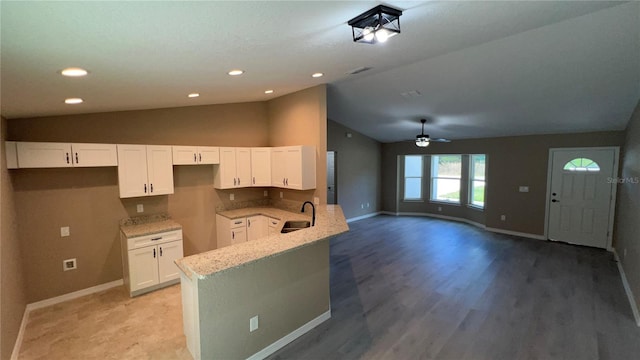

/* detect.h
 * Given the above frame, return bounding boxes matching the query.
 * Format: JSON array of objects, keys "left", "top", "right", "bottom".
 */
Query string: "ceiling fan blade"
[{"left": 430, "top": 138, "right": 451, "bottom": 143}]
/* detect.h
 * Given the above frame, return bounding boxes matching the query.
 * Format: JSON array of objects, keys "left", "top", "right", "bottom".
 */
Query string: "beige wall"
[
  {"left": 382, "top": 131, "right": 625, "bottom": 235},
  {"left": 7, "top": 102, "right": 271, "bottom": 302},
  {"left": 614, "top": 99, "right": 640, "bottom": 312},
  {"left": 327, "top": 119, "right": 381, "bottom": 219},
  {"left": 197, "top": 239, "right": 329, "bottom": 359},
  {"left": 267, "top": 85, "right": 327, "bottom": 204},
  {"left": 1, "top": 117, "right": 27, "bottom": 360}
]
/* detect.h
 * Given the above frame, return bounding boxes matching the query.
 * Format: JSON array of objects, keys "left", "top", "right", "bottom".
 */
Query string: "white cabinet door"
[
  {"left": 173, "top": 146, "right": 219, "bottom": 165},
  {"left": 129, "top": 246, "right": 160, "bottom": 292},
  {"left": 247, "top": 215, "right": 268, "bottom": 241},
  {"left": 158, "top": 240, "right": 184, "bottom": 283},
  {"left": 198, "top": 146, "right": 220, "bottom": 164},
  {"left": 271, "top": 148, "right": 287, "bottom": 187},
  {"left": 146, "top": 145, "right": 174, "bottom": 195},
  {"left": 172, "top": 146, "right": 198, "bottom": 165},
  {"left": 231, "top": 227, "right": 247, "bottom": 245},
  {"left": 16, "top": 142, "right": 72, "bottom": 168},
  {"left": 117, "top": 145, "right": 149, "bottom": 198},
  {"left": 236, "top": 148, "right": 252, "bottom": 187},
  {"left": 251, "top": 148, "right": 271, "bottom": 186},
  {"left": 215, "top": 147, "right": 237, "bottom": 189},
  {"left": 71, "top": 143, "right": 117, "bottom": 167},
  {"left": 270, "top": 146, "right": 316, "bottom": 190}
]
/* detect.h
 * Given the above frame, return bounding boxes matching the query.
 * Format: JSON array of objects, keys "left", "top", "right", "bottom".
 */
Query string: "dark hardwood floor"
[{"left": 268, "top": 215, "right": 640, "bottom": 360}]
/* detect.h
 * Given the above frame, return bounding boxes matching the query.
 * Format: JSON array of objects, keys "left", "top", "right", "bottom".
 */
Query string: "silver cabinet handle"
[
  {"left": 144, "top": 184, "right": 147, "bottom": 193},
  {"left": 194, "top": 153, "right": 197, "bottom": 163},
  {"left": 151, "top": 237, "right": 162, "bottom": 241},
  {"left": 66, "top": 153, "right": 70, "bottom": 164},
  {"left": 75, "top": 152, "right": 79, "bottom": 164}
]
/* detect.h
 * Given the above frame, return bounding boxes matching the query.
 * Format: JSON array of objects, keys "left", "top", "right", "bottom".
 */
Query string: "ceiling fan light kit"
[
  {"left": 413, "top": 119, "right": 451, "bottom": 147},
  {"left": 348, "top": 5, "right": 402, "bottom": 44}
]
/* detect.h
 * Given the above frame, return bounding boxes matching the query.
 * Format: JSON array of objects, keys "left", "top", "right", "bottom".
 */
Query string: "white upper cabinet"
[
  {"left": 172, "top": 146, "right": 220, "bottom": 165},
  {"left": 117, "top": 144, "right": 174, "bottom": 198},
  {"left": 251, "top": 147, "right": 271, "bottom": 187},
  {"left": 5, "top": 141, "right": 18, "bottom": 169},
  {"left": 271, "top": 146, "right": 316, "bottom": 190},
  {"left": 72, "top": 143, "right": 118, "bottom": 167},
  {"left": 214, "top": 147, "right": 251, "bottom": 189},
  {"left": 15, "top": 142, "right": 117, "bottom": 168}
]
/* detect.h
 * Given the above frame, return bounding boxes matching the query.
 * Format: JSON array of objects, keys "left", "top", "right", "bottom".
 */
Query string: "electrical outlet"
[
  {"left": 367, "top": 202, "right": 370, "bottom": 208},
  {"left": 500, "top": 215, "right": 506, "bottom": 221},
  {"left": 519, "top": 186, "right": 529, "bottom": 193},
  {"left": 250, "top": 315, "right": 259, "bottom": 332},
  {"left": 136, "top": 204, "right": 144, "bottom": 213},
  {"left": 280, "top": 192, "right": 283, "bottom": 199},
  {"left": 264, "top": 190, "right": 268, "bottom": 197},
  {"left": 361, "top": 203, "right": 364, "bottom": 209},
  {"left": 63, "top": 258, "right": 77, "bottom": 271},
  {"left": 60, "top": 226, "right": 70, "bottom": 237},
  {"left": 438, "top": 207, "right": 442, "bottom": 212},
  {"left": 230, "top": 193, "right": 234, "bottom": 201},
  {"left": 314, "top": 197, "right": 320, "bottom": 205}
]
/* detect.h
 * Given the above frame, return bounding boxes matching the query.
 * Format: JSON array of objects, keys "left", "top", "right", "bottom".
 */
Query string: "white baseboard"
[
  {"left": 613, "top": 250, "right": 640, "bottom": 327},
  {"left": 10, "top": 308, "right": 29, "bottom": 360},
  {"left": 11, "top": 279, "right": 124, "bottom": 360},
  {"left": 346, "top": 212, "right": 381, "bottom": 223},
  {"left": 484, "top": 227, "right": 546, "bottom": 241},
  {"left": 380, "top": 211, "right": 545, "bottom": 241},
  {"left": 26, "top": 279, "right": 123, "bottom": 311},
  {"left": 247, "top": 309, "right": 331, "bottom": 360},
  {"left": 382, "top": 211, "right": 486, "bottom": 230}
]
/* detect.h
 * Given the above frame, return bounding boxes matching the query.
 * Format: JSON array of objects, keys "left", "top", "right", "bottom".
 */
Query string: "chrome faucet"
[{"left": 301, "top": 201, "right": 316, "bottom": 227}]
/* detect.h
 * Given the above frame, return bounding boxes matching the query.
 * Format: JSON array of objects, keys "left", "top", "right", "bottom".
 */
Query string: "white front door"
[{"left": 547, "top": 148, "right": 617, "bottom": 248}]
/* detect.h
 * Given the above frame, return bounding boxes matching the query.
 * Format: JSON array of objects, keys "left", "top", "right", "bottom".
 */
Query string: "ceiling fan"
[{"left": 413, "top": 118, "right": 451, "bottom": 147}]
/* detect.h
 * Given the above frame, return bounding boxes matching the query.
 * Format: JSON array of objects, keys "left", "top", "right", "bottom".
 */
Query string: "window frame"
[
  {"left": 403, "top": 155, "right": 424, "bottom": 201},
  {"left": 430, "top": 154, "right": 462, "bottom": 204},
  {"left": 468, "top": 154, "right": 486, "bottom": 209}
]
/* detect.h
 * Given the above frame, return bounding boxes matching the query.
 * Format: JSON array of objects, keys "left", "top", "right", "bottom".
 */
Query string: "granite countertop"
[
  {"left": 176, "top": 204, "right": 349, "bottom": 280},
  {"left": 120, "top": 214, "right": 183, "bottom": 238}
]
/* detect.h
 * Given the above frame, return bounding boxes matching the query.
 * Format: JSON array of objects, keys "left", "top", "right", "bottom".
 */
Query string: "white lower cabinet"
[
  {"left": 268, "top": 217, "right": 280, "bottom": 237},
  {"left": 247, "top": 215, "right": 268, "bottom": 241},
  {"left": 121, "top": 229, "right": 183, "bottom": 296},
  {"left": 216, "top": 215, "right": 247, "bottom": 248},
  {"left": 217, "top": 214, "right": 273, "bottom": 248}
]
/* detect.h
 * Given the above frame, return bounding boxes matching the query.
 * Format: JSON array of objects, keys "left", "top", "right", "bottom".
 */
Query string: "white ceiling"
[{"left": 2, "top": 1, "right": 639, "bottom": 143}]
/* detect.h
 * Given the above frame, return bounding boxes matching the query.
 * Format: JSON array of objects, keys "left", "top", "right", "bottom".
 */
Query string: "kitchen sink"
[{"left": 280, "top": 220, "right": 311, "bottom": 233}]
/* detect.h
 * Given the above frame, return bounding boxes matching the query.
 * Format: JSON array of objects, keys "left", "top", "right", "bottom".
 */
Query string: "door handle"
[{"left": 552, "top": 199, "right": 559, "bottom": 203}]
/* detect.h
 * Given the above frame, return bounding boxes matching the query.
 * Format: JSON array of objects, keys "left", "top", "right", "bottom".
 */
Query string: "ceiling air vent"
[
  {"left": 346, "top": 66, "right": 372, "bottom": 75},
  {"left": 400, "top": 90, "right": 422, "bottom": 98}
]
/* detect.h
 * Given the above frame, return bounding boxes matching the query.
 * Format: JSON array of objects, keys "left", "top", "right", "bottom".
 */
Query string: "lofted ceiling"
[{"left": 2, "top": 1, "right": 639, "bottom": 143}]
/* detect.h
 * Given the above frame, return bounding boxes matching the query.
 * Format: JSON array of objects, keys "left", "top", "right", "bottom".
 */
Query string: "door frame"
[{"left": 543, "top": 146, "right": 620, "bottom": 250}]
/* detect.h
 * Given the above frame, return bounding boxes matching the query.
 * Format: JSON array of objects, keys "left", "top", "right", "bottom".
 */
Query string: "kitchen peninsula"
[{"left": 175, "top": 204, "right": 348, "bottom": 360}]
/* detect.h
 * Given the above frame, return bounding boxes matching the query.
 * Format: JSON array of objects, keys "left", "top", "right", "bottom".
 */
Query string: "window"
[
  {"left": 404, "top": 155, "right": 423, "bottom": 200},
  {"left": 431, "top": 155, "right": 461, "bottom": 203},
  {"left": 470, "top": 154, "right": 486, "bottom": 208},
  {"left": 563, "top": 158, "right": 600, "bottom": 172}
]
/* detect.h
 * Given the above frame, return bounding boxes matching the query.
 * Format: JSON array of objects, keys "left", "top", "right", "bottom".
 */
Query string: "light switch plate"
[
  {"left": 519, "top": 186, "right": 529, "bottom": 193},
  {"left": 60, "top": 226, "right": 70, "bottom": 237},
  {"left": 136, "top": 204, "right": 144, "bottom": 213},
  {"left": 250, "top": 315, "right": 259, "bottom": 332}
]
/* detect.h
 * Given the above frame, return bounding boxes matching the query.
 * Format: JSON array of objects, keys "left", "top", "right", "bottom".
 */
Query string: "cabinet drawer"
[
  {"left": 126, "top": 229, "right": 183, "bottom": 250},
  {"left": 230, "top": 218, "right": 246, "bottom": 229}
]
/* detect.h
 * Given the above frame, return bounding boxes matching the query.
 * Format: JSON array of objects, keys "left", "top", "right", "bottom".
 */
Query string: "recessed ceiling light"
[
  {"left": 312, "top": 72, "right": 324, "bottom": 78},
  {"left": 228, "top": 69, "right": 244, "bottom": 76},
  {"left": 64, "top": 98, "right": 83, "bottom": 104},
  {"left": 60, "top": 67, "right": 88, "bottom": 77},
  {"left": 188, "top": 93, "right": 200, "bottom": 98},
  {"left": 264, "top": 89, "right": 274, "bottom": 94}
]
